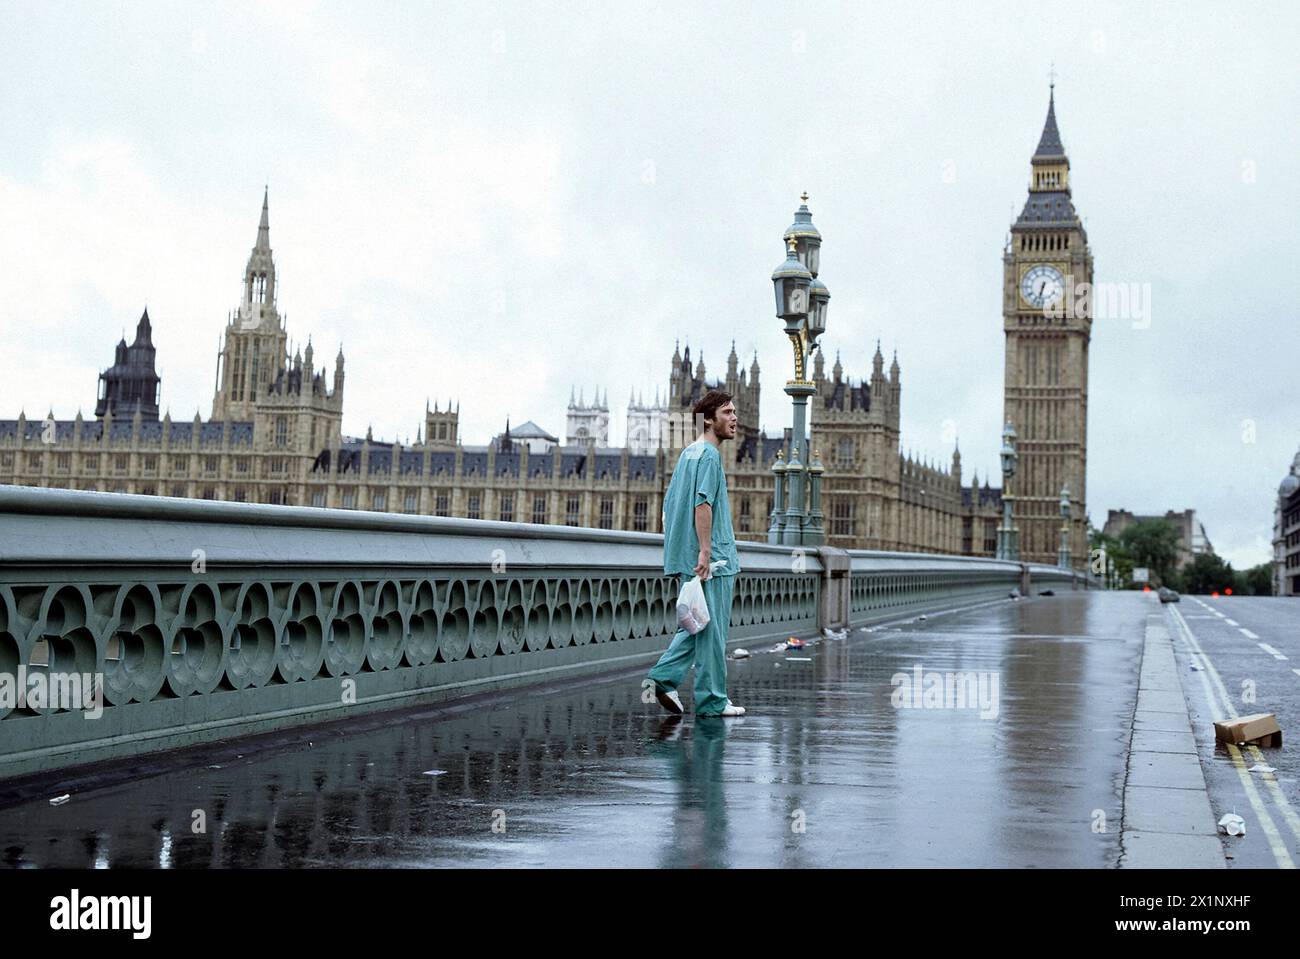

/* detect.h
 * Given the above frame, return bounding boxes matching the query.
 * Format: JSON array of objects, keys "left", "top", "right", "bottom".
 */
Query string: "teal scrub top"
[{"left": 662, "top": 440, "right": 740, "bottom": 578}]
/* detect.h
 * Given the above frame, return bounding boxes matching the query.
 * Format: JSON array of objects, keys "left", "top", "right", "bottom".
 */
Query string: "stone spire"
[
  {"left": 1034, "top": 84, "right": 1064, "bottom": 158},
  {"left": 241, "top": 187, "right": 277, "bottom": 322},
  {"left": 256, "top": 186, "right": 271, "bottom": 249}
]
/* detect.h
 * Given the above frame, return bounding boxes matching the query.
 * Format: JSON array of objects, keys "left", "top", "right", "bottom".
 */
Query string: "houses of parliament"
[{"left": 0, "top": 90, "right": 1091, "bottom": 568}]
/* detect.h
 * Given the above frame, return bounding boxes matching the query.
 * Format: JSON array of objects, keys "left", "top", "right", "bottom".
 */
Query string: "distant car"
[{"left": 1157, "top": 587, "right": 1181, "bottom": 603}]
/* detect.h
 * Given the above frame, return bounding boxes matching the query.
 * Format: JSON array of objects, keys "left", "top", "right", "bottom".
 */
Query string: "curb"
[{"left": 1118, "top": 611, "right": 1225, "bottom": 868}]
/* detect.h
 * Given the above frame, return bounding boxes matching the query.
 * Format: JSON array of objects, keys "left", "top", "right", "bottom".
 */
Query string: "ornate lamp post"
[
  {"left": 768, "top": 193, "right": 829, "bottom": 546},
  {"left": 1058, "top": 483, "right": 1071, "bottom": 569},
  {"left": 996, "top": 421, "right": 1020, "bottom": 561}
]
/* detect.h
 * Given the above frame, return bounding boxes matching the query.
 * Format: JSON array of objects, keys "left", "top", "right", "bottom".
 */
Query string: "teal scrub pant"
[{"left": 649, "top": 573, "right": 734, "bottom": 716}]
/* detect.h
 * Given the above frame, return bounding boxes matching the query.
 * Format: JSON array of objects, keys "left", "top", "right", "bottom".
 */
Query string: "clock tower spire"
[{"left": 1002, "top": 85, "right": 1092, "bottom": 568}]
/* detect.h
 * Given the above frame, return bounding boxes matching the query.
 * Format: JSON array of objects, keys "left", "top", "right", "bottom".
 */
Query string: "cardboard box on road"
[{"left": 1213, "top": 713, "right": 1282, "bottom": 748}]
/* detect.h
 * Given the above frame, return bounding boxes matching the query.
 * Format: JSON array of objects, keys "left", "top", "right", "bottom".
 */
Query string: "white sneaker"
[
  {"left": 718, "top": 702, "right": 746, "bottom": 717},
  {"left": 656, "top": 688, "right": 684, "bottom": 715}
]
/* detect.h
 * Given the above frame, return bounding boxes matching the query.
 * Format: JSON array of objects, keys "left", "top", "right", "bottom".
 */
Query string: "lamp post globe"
[
  {"left": 772, "top": 238, "right": 812, "bottom": 321},
  {"left": 809, "top": 277, "right": 830, "bottom": 341}
]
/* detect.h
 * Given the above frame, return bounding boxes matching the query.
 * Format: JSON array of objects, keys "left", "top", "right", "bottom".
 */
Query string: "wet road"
[
  {"left": 2, "top": 591, "right": 1152, "bottom": 868},
  {"left": 1170, "top": 596, "right": 1300, "bottom": 869}
]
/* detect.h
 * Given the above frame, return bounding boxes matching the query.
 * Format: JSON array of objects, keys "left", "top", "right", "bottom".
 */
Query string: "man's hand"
[{"left": 694, "top": 548, "right": 712, "bottom": 580}]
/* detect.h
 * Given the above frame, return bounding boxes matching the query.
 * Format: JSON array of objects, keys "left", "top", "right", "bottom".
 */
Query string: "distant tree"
[
  {"left": 1118, "top": 519, "right": 1181, "bottom": 587},
  {"left": 1089, "top": 529, "right": 1135, "bottom": 587},
  {"left": 1235, "top": 563, "right": 1274, "bottom": 596},
  {"left": 1180, "top": 552, "right": 1236, "bottom": 595}
]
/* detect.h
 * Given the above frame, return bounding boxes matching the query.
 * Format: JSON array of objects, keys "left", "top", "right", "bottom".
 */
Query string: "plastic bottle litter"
[
  {"left": 49, "top": 794, "right": 71, "bottom": 806},
  {"left": 732, "top": 648, "right": 750, "bottom": 659},
  {"left": 1217, "top": 813, "right": 1246, "bottom": 837}
]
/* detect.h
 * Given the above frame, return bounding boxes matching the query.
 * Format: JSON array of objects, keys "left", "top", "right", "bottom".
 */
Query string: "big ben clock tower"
[{"left": 1003, "top": 84, "right": 1092, "bottom": 568}]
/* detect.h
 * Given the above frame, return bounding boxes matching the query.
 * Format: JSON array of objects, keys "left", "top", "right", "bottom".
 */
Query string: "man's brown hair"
[{"left": 693, "top": 389, "right": 734, "bottom": 432}]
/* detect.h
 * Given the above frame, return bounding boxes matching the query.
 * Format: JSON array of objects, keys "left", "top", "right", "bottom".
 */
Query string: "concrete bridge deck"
[{"left": 7, "top": 590, "right": 1280, "bottom": 869}]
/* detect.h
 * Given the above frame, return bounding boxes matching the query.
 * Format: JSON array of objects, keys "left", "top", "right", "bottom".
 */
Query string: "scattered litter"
[
  {"left": 857, "top": 627, "right": 871, "bottom": 633},
  {"left": 917, "top": 615, "right": 927, "bottom": 621},
  {"left": 1217, "top": 813, "right": 1246, "bottom": 837},
  {"left": 731, "top": 648, "right": 750, "bottom": 659},
  {"left": 422, "top": 769, "right": 448, "bottom": 777},
  {"left": 1008, "top": 589, "right": 1021, "bottom": 601},
  {"left": 1189, "top": 663, "right": 1202, "bottom": 672},
  {"left": 208, "top": 764, "right": 223, "bottom": 770},
  {"left": 773, "top": 662, "right": 781, "bottom": 669},
  {"left": 1214, "top": 713, "right": 1282, "bottom": 748},
  {"left": 1248, "top": 763, "right": 1277, "bottom": 774},
  {"left": 49, "top": 794, "right": 70, "bottom": 806},
  {"left": 785, "top": 657, "right": 812, "bottom": 662},
  {"left": 786, "top": 637, "right": 807, "bottom": 650},
  {"left": 366, "top": 762, "right": 375, "bottom": 767}
]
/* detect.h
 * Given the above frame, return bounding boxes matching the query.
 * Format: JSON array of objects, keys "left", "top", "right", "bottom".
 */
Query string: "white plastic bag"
[{"left": 677, "top": 560, "right": 727, "bottom": 635}]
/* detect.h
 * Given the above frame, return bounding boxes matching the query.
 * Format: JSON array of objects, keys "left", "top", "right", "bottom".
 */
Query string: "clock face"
[{"left": 1020, "top": 265, "right": 1065, "bottom": 309}]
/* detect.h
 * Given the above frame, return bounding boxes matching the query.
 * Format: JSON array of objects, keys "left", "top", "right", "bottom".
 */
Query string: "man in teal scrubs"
[{"left": 649, "top": 389, "right": 745, "bottom": 718}]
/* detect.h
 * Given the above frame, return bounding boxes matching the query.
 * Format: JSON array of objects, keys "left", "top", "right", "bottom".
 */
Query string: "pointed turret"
[
  {"left": 240, "top": 187, "right": 278, "bottom": 321},
  {"left": 256, "top": 186, "right": 270, "bottom": 248},
  {"left": 1017, "top": 85, "right": 1080, "bottom": 228},
  {"left": 97, "top": 307, "right": 160, "bottom": 420},
  {"left": 135, "top": 307, "right": 153, "bottom": 346},
  {"left": 1034, "top": 86, "right": 1064, "bottom": 158}
]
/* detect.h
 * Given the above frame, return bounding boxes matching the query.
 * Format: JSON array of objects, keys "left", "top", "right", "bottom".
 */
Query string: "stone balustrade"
[{"left": 0, "top": 487, "right": 1080, "bottom": 778}]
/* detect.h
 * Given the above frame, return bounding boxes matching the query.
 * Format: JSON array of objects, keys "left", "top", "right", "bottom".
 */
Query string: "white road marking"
[
  {"left": 1240, "top": 628, "right": 1260, "bottom": 640},
  {"left": 1225, "top": 618, "right": 1239, "bottom": 626},
  {"left": 1259, "top": 643, "right": 1288, "bottom": 661}
]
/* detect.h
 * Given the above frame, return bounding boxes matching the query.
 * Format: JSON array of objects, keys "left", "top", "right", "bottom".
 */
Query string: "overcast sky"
[{"left": 1, "top": 1, "right": 1296, "bottom": 569}]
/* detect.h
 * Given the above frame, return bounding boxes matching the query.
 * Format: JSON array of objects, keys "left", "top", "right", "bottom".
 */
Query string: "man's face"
[{"left": 707, "top": 402, "right": 738, "bottom": 441}]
